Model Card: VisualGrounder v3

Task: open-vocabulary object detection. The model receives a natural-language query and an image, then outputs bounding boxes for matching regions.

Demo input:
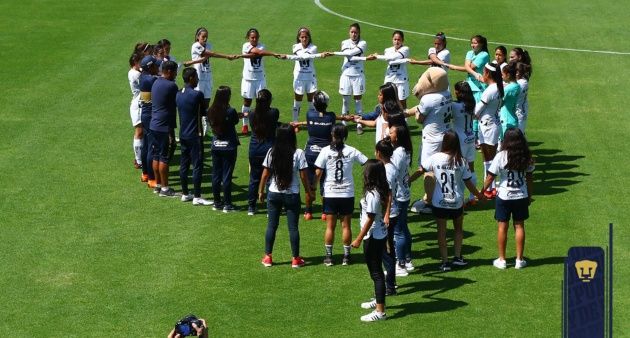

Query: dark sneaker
[452,256,468,266]
[213,203,224,211]
[342,254,350,266]
[324,255,333,266]
[223,205,236,213]
[385,288,397,296]
[439,261,451,272]
[247,206,256,216]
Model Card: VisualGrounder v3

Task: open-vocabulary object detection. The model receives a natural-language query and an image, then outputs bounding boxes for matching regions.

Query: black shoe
[439,261,451,272]
[385,288,397,296]
[159,187,181,198]
[213,203,225,211]
[324,255,333,266]
[452,256,468,266]
[342,254,350,266]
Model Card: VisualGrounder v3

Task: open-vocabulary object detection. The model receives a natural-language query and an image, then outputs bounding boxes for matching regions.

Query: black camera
[174,314,204,336]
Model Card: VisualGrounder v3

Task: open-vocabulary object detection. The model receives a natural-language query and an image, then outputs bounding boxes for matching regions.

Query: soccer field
[1,0,629,336]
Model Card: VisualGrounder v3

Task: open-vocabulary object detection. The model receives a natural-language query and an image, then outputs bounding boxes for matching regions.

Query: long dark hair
[252,89,274,140]
[375,139,393,162]
[330,124,348,158]
[380,82,399,106]
[485,62,504,98]
[313,90,329,113]
[503,128,532,172]
[516,62,532,81]
[454,81,475,113]
[472,34,488,53]
[503,61,517,82]
[270,124,297,191]
[362,159,390,209]
[441,130,464,167]
[208,86,231,136]
[296,27,312,44]
[391,124,413,165]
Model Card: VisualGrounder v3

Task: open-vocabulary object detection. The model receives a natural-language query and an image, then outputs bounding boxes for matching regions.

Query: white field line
[314,0,630,55]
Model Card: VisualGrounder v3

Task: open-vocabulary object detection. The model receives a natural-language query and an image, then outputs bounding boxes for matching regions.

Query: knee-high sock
[341,96,351,116]
[242,105,250,126]
[307,100,314,112]
[133,138,143,166]
[469,172,477,199]
[292,100,301,122]
[354,99,363,115]
[483,161,495,189]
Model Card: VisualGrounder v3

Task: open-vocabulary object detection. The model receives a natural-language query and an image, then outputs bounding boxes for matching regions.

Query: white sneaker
[515,259,527,269]
[395,265,409,277]
[410,199,432,214]
[360,310,386,322]
[361,298,377,309]
[493,258,507,269]
[405,261,415,272]
[192,198,213,206]
[356,124,364,135]
[181,194,194,202]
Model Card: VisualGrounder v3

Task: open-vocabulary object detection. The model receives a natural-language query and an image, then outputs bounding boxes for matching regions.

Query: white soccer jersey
[426,152,472,209]
[384,162,399,217]
[391,147,411,202]
[359,190,387,240]
[516,78,529,117]
[488,151,535,200]
[242,42,266,81]
[288,43,320,81]
[381,46,410,83]
[475,83,502,125]
[191,42,212,80]
[315,145,368,198]
[128,68,141,113]
[417,90,453,141]
[374,114,389,144]
[428,47,451,71]
[263,148,308,194]
[452,101,475,143]
[337,39,367,77]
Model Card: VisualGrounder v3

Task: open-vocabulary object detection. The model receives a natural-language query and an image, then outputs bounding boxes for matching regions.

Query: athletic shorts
[478,120,500,146]
[293,78,317,96]
[432,206,463,220]
[322,197,354,216]
[495,197,529,222]
[151,130,170,163]
[391,82,409,100]
[419,136,442,169]
[241,78,266,99]
[130,98,141,127]
[339,75,365,96]
[458,132,476,163]
[195,75,213,99]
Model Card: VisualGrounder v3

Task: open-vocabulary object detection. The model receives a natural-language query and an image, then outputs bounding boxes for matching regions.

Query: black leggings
[363,237,386,305]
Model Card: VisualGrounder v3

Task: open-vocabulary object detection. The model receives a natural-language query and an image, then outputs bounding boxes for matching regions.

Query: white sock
[354,99,363,115]
[469,173,477,199]
[242,105,250,126]
[202,116,209,136]
[133,138,142,166]
[341,96,351,116]
[292,100,301,122]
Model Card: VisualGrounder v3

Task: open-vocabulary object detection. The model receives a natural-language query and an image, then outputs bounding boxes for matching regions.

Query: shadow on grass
[389,274,474,317]
[529,142,587,196]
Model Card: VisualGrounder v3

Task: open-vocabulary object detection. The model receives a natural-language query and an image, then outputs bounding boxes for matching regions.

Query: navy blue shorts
[495,197,529,222]
[322,197,354,216]
[432,206,463,220]
[151,130,170,163]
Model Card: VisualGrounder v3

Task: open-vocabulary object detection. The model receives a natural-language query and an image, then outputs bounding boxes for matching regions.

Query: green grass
[1,0,628,336]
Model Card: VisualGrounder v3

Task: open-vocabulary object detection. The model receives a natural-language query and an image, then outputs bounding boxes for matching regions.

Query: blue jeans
[179,137,204,197]
[141,124,154,179]
[383,216,397,291]
[248,155,265,209]
[265,192,301,257]
[394,199,412,265]
[211,149,237,205]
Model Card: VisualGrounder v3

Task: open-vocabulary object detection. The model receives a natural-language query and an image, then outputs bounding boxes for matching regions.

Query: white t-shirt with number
[426,152,473,209]
[289,43,319,81]
[391,147,411,202]
[417,90,453,141]
[359,190,387,240]
[452,101,475,145]
[488,151,535,200]
[191,42,211,80]
[242,42,266,81]
[315,145,368,198]
[263,148,308,194]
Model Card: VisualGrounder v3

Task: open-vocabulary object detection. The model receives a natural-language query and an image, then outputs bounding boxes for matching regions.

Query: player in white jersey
[482,128,534,269]
[425,131,483,271]
[371,31,411,108]
[128,53,143,172]
[515,62,531,134]
[240,28,282,135]
[183,27,238,135]
[330,23,376,128]
[409,32,451,72]
[452,81,479,205]
[354,83,399,141]
[474,62,504,198]
[314,124,368,266]
[278,27,326,122]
